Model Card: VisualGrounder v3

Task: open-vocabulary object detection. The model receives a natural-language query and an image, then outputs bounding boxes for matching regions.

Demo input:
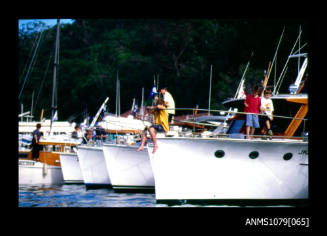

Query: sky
[18,19,74,32]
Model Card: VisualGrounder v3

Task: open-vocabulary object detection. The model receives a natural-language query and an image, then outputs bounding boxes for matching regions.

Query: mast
[30,90,34,121]
[21,104,24,122]
[50,19,60,134]
[208,64,212,115]
[141,87,144,119]
[131,98,136,112]
[115,70,120,117]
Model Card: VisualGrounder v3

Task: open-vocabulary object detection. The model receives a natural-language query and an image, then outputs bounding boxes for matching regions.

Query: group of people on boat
[136,84,276,154]
[244,85,274,139]
[29,83,275,159]
[71,124,107,144]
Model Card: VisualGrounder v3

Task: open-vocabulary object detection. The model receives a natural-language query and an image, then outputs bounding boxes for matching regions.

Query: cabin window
[283,153,293,161]
[249,151,259,159]
[214,150,225,158]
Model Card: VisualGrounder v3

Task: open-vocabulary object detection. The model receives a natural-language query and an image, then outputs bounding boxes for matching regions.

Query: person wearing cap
[160,87,175,123]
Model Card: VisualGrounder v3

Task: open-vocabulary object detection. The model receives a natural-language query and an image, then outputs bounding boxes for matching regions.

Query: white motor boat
[77,145,111,188]
[59,152,84,184]
[148,136,308,205]
[19,138,81,186]
[19,159,64,185]
[103,142,155,192]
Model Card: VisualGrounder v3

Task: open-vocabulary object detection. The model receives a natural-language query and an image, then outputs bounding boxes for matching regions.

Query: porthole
[283,153,293,161]
[214,150,225,158]
[249,151,259,159]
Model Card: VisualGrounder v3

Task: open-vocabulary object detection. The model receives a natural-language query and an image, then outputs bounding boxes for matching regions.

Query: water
[17,184,215,207]
[18,184,297,208]
[19,184,165,207]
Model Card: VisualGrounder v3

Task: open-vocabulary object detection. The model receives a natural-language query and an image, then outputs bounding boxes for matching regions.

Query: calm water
[18,184,296,208]
[19,184,164,207]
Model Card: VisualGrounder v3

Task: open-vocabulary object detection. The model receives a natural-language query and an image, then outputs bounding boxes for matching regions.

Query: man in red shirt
[244,85,263,139]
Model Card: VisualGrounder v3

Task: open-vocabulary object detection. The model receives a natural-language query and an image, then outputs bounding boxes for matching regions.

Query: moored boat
[59,151,83,184]
[103,140,155,193]
[77,145,111,188]
[19,159,63,185]
[147,135,308,205]
[19,139,79,185]
[147,30,309,205]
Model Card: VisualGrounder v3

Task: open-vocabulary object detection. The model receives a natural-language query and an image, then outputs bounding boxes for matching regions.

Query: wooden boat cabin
[18,140,79,166]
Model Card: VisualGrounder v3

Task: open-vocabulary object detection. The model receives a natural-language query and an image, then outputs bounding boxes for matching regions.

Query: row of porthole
[214,150,293,160]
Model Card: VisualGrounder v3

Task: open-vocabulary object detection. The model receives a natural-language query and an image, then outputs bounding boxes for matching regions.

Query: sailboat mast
[116,70,120,117]
[51,19,60,121]
[30,90,34,121]
[50,19,60,135]
[141,87,144,119]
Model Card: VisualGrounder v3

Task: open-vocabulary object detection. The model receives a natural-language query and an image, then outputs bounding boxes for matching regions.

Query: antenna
[273,27,302,95]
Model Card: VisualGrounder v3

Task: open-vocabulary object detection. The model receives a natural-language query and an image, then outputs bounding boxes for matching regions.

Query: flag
[132,104,138,117]
[99,105,106,120]
[148,84,157,100]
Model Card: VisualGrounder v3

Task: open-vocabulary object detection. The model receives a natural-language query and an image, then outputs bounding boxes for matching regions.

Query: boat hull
[59,152,84,184]
[77,145,111,188]
[148,137,308,204]
[103,144,154,192]
[19,160,64,185]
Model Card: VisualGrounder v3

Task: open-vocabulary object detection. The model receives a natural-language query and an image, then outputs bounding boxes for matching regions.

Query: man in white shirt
[261,89,274,135]
[160,87,175,123]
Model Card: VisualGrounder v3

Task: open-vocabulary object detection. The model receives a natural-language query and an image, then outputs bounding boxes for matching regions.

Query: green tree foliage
[18,19,308,122]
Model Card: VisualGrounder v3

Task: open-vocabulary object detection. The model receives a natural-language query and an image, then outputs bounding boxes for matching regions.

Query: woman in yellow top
[137,98,169,154]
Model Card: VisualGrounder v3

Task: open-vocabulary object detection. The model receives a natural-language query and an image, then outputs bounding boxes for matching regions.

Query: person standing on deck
[244,85,264,139]
[31,123,43,161]
[160,87,175,123]
[260,89,274,136]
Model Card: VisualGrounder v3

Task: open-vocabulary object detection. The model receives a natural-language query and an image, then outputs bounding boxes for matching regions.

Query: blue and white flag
[148,84,157,100]
[132,104,138,117]
[100,105,106,120]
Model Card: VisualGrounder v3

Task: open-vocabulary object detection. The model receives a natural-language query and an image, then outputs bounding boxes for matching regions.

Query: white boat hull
[59,153,84,184]
[19,160,64,185]
[148,137,308,204]
[103,143,154,192]
[77,145,111,187]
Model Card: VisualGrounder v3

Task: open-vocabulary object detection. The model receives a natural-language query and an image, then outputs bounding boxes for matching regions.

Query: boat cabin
[18,140,79,166]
